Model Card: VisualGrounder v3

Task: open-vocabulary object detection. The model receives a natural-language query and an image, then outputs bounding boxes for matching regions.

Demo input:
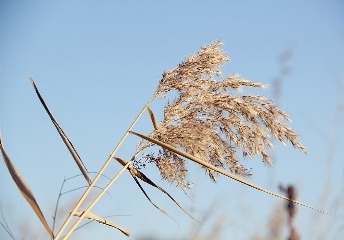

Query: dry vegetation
[1,42,326,239]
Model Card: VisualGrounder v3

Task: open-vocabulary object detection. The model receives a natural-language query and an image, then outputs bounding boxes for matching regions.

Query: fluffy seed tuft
[136,41,306,187]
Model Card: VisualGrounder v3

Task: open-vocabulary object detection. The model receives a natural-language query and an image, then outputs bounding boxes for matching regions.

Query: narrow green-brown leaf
[73,211,130,237]
[129,131,326,214]
[146,106,159,130]
[30,79,91,185]
[0,134,54,238]
[115,157,197,222]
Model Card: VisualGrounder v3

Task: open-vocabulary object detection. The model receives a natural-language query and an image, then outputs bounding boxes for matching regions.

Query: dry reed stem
[130,131,326,213]
[73,211,130,237]
[30,79,91,185]
[0,133,54,238]
[137,41,306,187]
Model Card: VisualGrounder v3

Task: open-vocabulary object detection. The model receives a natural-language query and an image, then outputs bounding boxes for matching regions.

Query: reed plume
[136,41,306,188]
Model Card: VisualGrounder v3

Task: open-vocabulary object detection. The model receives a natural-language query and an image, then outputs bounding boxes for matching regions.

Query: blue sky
[1,1,344,239]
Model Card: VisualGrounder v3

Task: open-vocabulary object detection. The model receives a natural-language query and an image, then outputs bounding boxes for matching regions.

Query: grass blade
[30,79,91,185]
[115,157,197,222]
[73,211,130,237]
[0,134,54,238]
[146,106,159,130]
[114,158,176,222]
[129,131,327,214]
[132,175,178,224]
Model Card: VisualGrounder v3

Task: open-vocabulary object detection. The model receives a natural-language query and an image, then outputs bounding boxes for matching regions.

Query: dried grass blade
[0,134,54,238]
[115,157,197,222]
[132,174,178,224]
[30,79,91,185]
[114,158,176,222]
[146,106,159,130]
[129,131,327,214]
[73,211,130,237]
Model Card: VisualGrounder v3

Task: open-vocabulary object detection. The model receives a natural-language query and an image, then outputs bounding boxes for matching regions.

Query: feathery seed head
[137,41,306,187]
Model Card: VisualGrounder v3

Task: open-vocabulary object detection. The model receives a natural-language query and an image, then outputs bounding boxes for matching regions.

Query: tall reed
[1,41,326,240]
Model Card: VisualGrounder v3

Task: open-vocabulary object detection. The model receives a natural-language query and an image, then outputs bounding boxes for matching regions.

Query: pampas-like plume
[136,41,307,187]
[0,133,54,238]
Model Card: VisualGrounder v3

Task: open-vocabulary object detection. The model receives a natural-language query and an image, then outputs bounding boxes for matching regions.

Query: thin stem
[61,186,111,197]
[0,208,15,240]
[65,172,112,182]
[52,175,112,238]
[62,161,132,240]
[52,177,66,237]
[54,97,154,240]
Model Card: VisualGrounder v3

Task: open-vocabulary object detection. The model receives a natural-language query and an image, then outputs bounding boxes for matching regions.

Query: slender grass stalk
[55,97,154,239]
[62,161,131,239]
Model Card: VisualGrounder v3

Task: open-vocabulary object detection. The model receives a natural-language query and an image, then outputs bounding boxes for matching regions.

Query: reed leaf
[114,157,196,222]
[133,174,177,223]
[73,211,130,237]
[0,134,54,238]
[146,106,159,130]
[129,131,326,214]
[115,157,177,223]
[30,79,91,185]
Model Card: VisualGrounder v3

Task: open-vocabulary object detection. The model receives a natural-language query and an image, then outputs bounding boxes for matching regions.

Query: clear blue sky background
[1,1,344,239]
